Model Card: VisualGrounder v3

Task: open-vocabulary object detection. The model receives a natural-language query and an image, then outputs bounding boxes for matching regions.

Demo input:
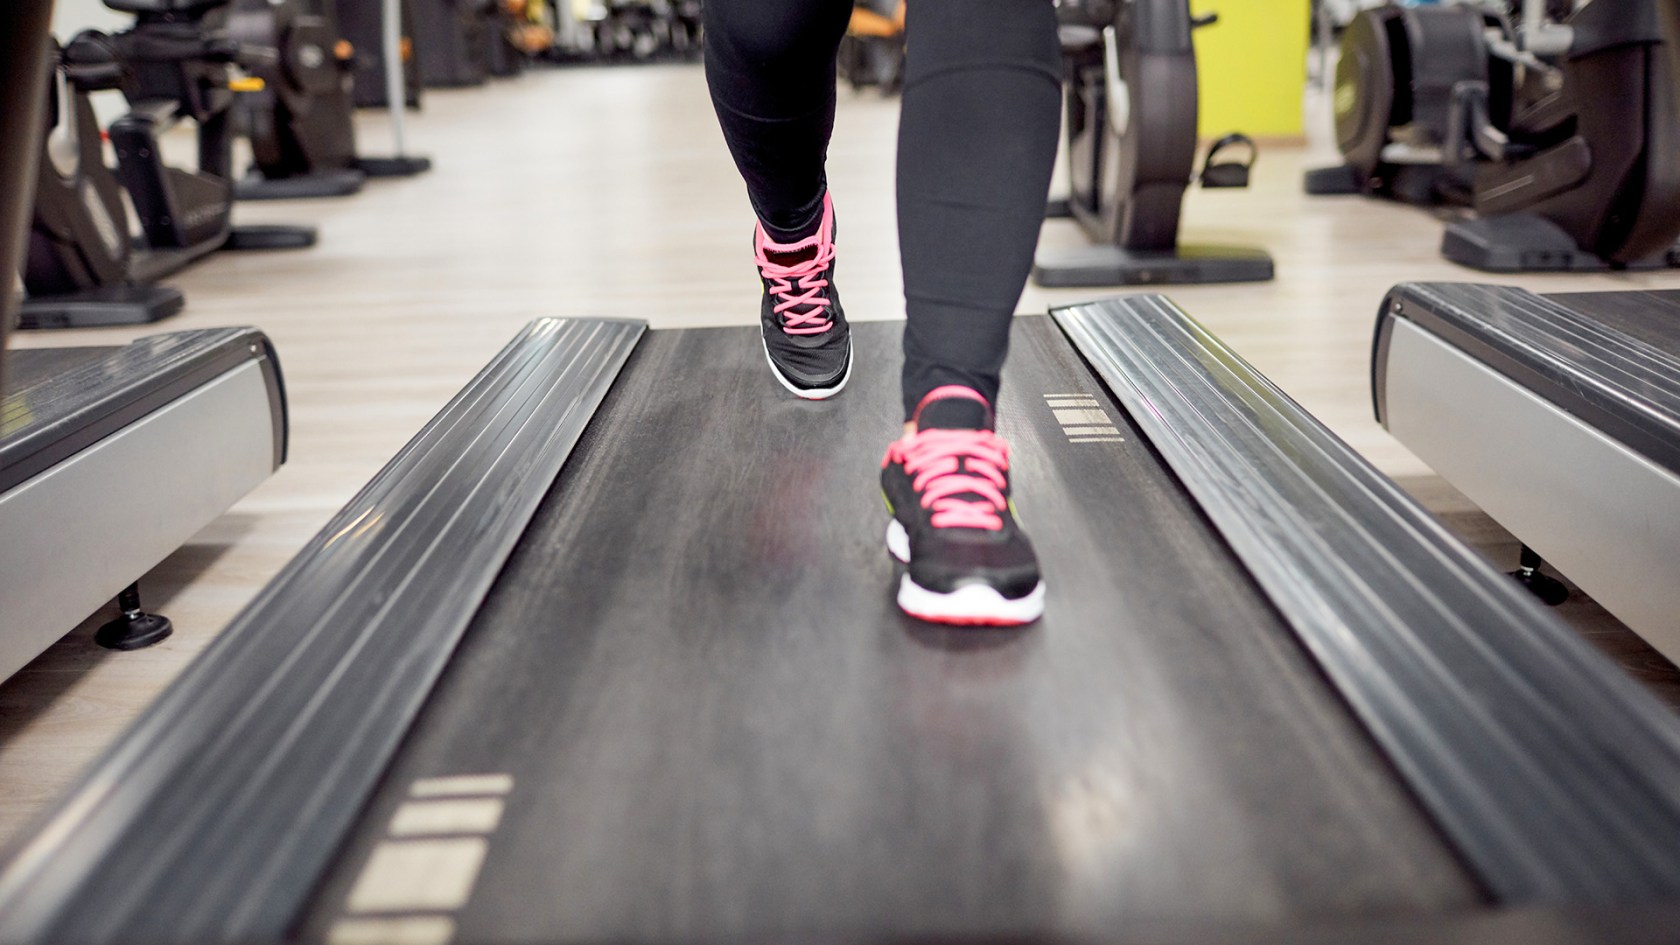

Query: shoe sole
[762,334,852,401]
[885,520,1045,626]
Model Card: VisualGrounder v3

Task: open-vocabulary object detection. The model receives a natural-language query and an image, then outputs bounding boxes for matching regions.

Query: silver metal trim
[1383,318,1680,664]
[0,362,279,680]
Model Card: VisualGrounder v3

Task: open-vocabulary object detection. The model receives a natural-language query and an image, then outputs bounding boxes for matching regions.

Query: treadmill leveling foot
[96,582,174,650]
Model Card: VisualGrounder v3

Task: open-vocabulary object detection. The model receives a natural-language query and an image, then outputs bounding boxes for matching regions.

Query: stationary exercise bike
[227,0,368,199]
[18,0,317,329]
[1310,0,1680,272]
[1303,4,1494,206]
[1032,0,1272,288]
[1442,0,1680,270]
[21,45,185,328]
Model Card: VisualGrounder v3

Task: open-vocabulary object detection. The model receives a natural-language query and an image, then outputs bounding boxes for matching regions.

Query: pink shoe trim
[911,385,990,426]
[755,192,836,337]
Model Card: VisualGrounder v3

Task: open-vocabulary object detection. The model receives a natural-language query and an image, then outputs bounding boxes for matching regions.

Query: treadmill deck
[301,319,1474,942]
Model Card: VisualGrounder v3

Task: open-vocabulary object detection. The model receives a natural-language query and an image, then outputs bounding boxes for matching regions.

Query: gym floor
[3,61,1679,849]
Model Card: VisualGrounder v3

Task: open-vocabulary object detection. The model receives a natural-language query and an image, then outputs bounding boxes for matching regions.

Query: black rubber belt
[0,318,645,944]
[1054,294,1680,903]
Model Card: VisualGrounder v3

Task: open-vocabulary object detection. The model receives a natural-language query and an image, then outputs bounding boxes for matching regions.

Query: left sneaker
[880,386,1046,626]
[754,192,852,399]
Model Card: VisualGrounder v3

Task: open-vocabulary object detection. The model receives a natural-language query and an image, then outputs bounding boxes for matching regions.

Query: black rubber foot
[1033,243,1274,287]
[236,168,366,201]
[96,610,173,650]
[226,224,318,251]
[1512,567,1570,606]
[1303,163,1364,195]
[358,155,433,178]
[1044,197,1073,219]
[18,284,185,330]
[1441,215,1603,273]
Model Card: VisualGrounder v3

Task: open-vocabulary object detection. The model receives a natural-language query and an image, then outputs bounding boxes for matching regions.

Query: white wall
[47,0,139,126]
[51,0,131,37]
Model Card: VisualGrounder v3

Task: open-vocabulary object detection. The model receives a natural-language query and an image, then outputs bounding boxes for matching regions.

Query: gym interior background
[5,0,1680,937]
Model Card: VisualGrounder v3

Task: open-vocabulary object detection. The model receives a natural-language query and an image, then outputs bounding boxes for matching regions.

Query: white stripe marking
[327,917,456,945]
[1053,408,1112,426]
[389,798,505,837]
[409,774,513,798]
[1062,425,1120,436]
[1067,436,1126,443]
[345,838,490,913]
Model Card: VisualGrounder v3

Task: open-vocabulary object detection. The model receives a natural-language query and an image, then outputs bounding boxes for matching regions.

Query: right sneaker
[881,386,1046,626]
[754,191,852,399]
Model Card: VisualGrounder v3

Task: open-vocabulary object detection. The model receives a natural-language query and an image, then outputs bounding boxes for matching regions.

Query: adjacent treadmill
[1374,282,1680,665]
[0,6,289,676]
[0,330,288,674]
[2,299,1679,944]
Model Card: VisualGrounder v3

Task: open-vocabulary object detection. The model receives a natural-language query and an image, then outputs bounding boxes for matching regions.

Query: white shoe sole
[762,333,852,401]
[884,520,1045,626]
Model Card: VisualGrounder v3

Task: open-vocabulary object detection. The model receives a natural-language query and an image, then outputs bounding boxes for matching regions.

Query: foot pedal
[1199,133,1255,189]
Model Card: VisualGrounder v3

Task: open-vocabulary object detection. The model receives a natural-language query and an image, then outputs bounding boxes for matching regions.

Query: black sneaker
[880,385,1045,625]
[754,191,852,399]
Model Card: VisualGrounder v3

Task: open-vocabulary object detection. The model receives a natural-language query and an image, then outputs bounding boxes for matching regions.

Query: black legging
[704,0,1062,419]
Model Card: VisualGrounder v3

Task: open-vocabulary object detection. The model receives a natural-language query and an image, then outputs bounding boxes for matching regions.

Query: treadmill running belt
[300,318,1475,942]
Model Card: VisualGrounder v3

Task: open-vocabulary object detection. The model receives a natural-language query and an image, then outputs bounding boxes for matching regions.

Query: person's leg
[881,2,1061,625]
[705,0,857,399]
[703,0,853,242]
[896,0,1063,420]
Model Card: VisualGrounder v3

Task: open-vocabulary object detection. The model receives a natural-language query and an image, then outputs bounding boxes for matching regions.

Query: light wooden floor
[4,63,1679,849]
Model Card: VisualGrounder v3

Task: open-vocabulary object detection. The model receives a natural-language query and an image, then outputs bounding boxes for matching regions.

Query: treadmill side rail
[1373,283,1680,479]
[1054,295,1680,904]
[0,318,645,945]
[0,327,288,493]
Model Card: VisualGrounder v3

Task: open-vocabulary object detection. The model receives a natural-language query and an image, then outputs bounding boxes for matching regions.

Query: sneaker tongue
[764,244,820,267]
[917,396,992,432]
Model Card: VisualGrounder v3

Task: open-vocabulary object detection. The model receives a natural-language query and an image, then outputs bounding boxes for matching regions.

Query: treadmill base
[1033,243,1274,287]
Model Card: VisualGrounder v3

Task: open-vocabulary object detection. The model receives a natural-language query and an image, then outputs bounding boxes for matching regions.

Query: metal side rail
[1053,295,1680,904]
[0,317,645,945]
[1372,283,1680,478]
[0,328,287,492]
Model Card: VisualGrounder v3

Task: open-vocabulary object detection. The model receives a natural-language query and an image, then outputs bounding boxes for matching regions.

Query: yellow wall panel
[1190,0,1309,138]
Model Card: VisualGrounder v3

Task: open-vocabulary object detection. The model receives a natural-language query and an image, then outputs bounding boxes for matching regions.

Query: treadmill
[1374,282,1680,665]
[0,8,289,676]
[2,300,1680,943]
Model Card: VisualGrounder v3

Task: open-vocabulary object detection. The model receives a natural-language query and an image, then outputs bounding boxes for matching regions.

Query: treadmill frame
[1374,282,1680,664]
[3,306,1680,943]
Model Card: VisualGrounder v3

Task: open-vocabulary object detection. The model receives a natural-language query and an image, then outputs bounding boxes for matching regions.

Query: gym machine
[1304,5,1492,206]
[1,4,289,674]
[1033,0,1273,288]
[19,0,319,330]
[1310,0,1680,273]
[410,0,494,86]
[227,0,368,199]
[338,0,424,108]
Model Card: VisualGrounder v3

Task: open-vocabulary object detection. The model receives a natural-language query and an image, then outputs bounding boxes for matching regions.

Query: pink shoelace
[890,429,1011,531]
[756,241,836,335]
